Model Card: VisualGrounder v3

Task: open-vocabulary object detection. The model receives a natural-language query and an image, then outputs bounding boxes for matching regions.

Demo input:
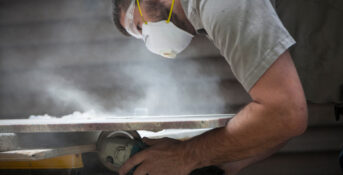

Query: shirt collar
[179,0,204,31]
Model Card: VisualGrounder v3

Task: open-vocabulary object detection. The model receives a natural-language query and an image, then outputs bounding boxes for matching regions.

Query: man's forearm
[219,142,287,174]
[181,101,304,170]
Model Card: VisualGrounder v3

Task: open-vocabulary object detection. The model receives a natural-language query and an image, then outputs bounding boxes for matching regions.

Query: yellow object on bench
[0,154,83,169]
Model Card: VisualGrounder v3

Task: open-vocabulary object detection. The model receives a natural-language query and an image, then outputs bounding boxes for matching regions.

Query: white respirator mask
[124,0,194,58]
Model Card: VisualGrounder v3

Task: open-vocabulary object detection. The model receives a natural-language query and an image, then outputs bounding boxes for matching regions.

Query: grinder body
[97,131,147,174]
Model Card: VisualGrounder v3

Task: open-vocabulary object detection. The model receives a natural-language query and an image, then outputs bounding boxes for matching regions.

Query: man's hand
[119,138,195,175]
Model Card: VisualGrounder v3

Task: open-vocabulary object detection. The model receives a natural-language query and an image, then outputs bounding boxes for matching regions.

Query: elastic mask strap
[166,0,175,23]
[136,0,147,24]
[136,0,175,24]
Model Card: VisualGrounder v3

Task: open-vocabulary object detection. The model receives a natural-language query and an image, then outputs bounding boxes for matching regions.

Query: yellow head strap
[136,0,147,24]
[166,0,175,23]
[136,0,175,24]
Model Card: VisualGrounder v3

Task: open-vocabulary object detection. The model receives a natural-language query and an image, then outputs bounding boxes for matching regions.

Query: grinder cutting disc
[96,131,144,173]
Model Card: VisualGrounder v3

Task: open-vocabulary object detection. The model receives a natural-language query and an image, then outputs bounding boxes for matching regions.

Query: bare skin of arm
[218,142,287,174]
[119,51,308,175]
[180,51,308,169]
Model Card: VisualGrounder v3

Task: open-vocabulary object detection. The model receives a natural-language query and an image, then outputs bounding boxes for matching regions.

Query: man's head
[112,0,194,37]
[112,0,196,58]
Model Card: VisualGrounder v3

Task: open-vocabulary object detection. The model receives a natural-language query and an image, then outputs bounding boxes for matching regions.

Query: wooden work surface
[0,144,95,161]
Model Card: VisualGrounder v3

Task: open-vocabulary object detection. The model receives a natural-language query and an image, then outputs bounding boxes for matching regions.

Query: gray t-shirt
[180,0,295,92]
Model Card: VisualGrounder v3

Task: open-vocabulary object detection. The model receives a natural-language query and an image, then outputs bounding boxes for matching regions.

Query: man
[111,0,342,174]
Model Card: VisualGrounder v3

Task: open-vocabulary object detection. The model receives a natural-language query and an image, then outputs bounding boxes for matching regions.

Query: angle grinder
[97,131,148,174]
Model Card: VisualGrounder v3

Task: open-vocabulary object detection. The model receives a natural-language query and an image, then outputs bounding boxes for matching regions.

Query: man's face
[119,0,191,38]
[119,0,169,37]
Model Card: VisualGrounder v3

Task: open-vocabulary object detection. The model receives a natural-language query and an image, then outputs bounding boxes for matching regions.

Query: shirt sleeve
[198,0,295,91]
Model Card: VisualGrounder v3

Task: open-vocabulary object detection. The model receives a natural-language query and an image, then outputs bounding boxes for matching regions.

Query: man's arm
[218,142,287,174]
[119,51,308,175]
[181,51,308,169]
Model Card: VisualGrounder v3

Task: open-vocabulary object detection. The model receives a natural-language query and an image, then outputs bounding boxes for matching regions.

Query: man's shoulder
[182,0,295,92]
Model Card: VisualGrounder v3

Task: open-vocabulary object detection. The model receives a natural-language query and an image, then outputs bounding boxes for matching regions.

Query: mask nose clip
[162,50,177,59]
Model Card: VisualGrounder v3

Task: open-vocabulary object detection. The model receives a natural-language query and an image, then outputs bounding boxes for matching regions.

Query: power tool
[96,131,147,174]
[96,131,225,175]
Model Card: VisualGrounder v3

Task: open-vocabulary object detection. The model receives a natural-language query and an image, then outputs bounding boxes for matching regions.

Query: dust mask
[124,0,194,58]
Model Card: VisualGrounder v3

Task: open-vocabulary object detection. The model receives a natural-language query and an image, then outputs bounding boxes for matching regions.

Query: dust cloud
[1,0,227,119]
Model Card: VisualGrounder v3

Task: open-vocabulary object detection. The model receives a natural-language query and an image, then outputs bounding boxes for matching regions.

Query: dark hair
[112,0,131,36]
